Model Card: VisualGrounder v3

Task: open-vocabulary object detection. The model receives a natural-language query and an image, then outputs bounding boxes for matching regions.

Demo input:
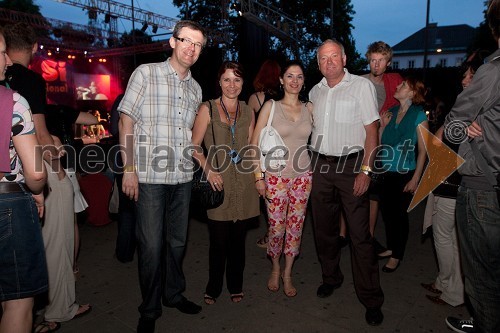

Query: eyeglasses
[173,36,203,51]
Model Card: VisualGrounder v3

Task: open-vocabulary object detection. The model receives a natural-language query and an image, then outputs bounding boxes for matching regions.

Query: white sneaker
[445,316,474,333]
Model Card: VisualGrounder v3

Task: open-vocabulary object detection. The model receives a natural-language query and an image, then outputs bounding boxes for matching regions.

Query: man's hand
[467,121,482,138]
[353,172,371,197]
[32,193,45,218]
[122,171,139,201]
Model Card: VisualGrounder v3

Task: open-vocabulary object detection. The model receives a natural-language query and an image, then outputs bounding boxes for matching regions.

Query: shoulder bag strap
[208,100,220,171]
[265,100,276,129]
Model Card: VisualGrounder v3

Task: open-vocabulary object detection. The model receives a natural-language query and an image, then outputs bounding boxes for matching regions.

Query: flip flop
[204,294,216,305]
[73,304,92,319]
[34,321,61,333]
[230,293,244,303]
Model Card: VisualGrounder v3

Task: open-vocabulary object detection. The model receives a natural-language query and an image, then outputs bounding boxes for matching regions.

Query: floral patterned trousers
[265,172,312,258]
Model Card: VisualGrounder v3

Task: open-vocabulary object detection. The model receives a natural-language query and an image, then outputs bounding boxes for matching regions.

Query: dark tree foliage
[172,0,240,57]
[172,0,361,74]
[119,29,153,47]
[468,1,497,57]
[0,0,40,14]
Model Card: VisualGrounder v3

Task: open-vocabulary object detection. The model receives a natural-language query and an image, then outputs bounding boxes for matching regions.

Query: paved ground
[46,201,472,333]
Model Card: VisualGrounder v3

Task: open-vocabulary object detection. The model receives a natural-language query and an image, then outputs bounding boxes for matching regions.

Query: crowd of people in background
[0,1,499,333]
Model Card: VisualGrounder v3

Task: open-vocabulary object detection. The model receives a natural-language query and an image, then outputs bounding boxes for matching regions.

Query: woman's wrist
[254,171,265,180]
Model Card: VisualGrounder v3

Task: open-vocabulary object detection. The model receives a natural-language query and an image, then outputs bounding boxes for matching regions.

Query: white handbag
[258,100,288,171]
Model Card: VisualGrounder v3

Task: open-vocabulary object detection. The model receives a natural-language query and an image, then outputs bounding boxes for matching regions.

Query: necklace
[219,97,242,164]
[219,97,239,145]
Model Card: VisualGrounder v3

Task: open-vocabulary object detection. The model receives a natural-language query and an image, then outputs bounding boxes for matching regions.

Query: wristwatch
[254,171,265,179]
[360,165,372,176]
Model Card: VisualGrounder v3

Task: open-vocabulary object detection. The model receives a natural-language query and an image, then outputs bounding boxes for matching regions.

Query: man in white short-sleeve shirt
[309,39,384,327]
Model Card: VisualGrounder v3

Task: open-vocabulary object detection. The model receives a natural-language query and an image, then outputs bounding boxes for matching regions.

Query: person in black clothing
[110,93,137,263]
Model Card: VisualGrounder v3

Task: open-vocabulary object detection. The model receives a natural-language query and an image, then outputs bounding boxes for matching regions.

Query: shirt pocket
[334,99,360,123]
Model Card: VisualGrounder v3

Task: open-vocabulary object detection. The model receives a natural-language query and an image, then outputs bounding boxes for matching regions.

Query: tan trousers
[42,163,79,322]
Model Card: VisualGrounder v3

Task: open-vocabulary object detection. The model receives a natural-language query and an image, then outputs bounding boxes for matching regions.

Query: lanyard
[219,97,239,145]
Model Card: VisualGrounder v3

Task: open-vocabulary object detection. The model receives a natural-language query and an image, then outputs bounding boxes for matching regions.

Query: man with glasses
[118,20,207,333]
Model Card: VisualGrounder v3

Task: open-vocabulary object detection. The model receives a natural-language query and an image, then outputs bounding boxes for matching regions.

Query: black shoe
[167,298,202,314]
[316,283,340,298]
[137,317,156,333]
[445,316,474,333]
[382,261,400,273]
[365,308,384,326]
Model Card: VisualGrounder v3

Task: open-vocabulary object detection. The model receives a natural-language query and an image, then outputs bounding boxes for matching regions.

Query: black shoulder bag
[191,101,225,209]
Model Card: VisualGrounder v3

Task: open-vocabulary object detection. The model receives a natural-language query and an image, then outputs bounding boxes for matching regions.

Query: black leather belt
[317,150,363,163]
[0,182,24,194]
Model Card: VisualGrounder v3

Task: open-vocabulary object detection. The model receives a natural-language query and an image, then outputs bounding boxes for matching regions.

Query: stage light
[88,8,97,20]
[40,45,44,50]
[56,47,60,52]
[89,59,92,63]
[141,21,148,32]
[84,50,88,55]
[105,13,111,23]
[152,24,158,34]
[230,2,242,15]
[47,51,52,56]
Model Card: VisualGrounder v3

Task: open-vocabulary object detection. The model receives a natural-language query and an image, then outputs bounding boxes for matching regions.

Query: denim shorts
[0,184,48,301]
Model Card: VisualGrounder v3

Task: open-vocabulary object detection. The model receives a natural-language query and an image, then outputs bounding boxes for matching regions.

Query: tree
[468,0,497,56]
[172,0,361,73]
[172,0,240,58]
[0,0,40,14]
[119,29,153,47]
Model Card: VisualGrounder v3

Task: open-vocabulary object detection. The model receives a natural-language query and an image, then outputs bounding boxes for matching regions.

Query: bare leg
[0,298,34,333]
[281,255,297,297]
[267,256,281,292]
[339,213,346,238]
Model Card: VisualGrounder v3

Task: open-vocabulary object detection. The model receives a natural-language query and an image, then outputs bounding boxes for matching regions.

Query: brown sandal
[281,274,297,297]
[267,271,280,292]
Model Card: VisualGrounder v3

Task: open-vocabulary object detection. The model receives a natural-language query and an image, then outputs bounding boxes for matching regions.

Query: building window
[456,57,463,66]
[408,60,415,68]
[439,58,447,67]
[393,61,399,69]
[425,59,431,68]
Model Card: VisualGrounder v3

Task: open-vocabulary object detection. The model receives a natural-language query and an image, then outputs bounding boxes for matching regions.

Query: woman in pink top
[251,60,313,297]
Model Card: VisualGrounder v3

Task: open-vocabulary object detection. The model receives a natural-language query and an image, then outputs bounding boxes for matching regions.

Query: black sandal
[204,294,216,305]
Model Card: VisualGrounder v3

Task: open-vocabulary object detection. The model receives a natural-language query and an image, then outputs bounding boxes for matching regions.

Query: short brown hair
[365,41,394,62]
[217,61,244,81]
[172,20,207,47]
[487,0,500,40]
[4,22,37,52]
